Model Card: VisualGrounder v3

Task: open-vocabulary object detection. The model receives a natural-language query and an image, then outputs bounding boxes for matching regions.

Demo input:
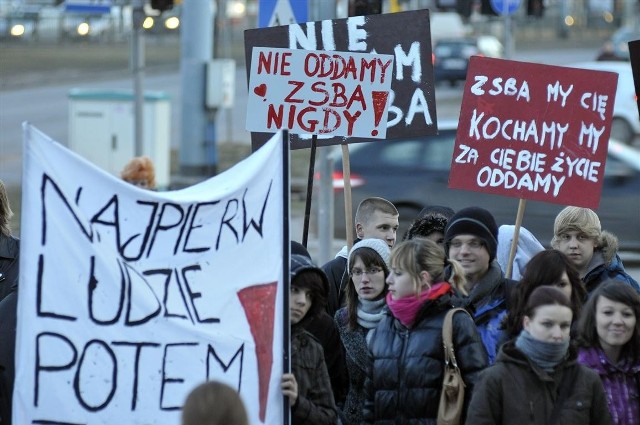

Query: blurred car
[0,6,39,39]
[568,61,640,145]
[143,6,180,34]
[596,26,640,61]
[331,120,640,251]
[433,36,503,86]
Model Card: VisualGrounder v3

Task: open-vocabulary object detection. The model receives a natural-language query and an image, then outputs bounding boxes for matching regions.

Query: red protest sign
[448,57,618,209]
[246,47,393,139]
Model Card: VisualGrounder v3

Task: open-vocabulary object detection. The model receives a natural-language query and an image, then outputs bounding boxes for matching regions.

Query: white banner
[15,123,286,424]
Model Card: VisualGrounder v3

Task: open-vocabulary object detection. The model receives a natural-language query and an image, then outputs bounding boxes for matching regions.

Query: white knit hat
[347,238,391,270]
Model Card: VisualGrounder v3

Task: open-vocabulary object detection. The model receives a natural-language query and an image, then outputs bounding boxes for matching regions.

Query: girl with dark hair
[363,238,488,424]
[503,249,587,340]
[467,286,612,425]
[282,254,338,424]
[577,280,640,425]
[334,238,390,425]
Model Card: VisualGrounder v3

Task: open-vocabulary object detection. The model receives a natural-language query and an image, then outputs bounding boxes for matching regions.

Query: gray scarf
[515,330,569,372]
[357,298,386,343]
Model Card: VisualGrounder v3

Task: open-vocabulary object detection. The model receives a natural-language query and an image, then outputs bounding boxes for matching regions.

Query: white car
[569,61,640,145]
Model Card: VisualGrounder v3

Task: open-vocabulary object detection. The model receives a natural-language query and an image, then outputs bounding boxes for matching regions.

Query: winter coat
[0,234,19,302]
[321,246,349,316]
[460,261,516,364]
[334,307,371,425]
[578,346,640,425]
[466,340,612,425]
[583,252,640,295]
[362,293,489,424]
[0,289,17,425]
[303,310,349,406]
[291,326,338,425]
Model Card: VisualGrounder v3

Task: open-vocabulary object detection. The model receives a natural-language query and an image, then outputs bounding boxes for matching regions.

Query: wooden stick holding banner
[341,144,354,251]
[301,135,317,247]
[505,199,526,279]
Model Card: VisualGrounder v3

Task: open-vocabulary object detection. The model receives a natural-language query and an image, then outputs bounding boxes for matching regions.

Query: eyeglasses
[449,239,485,250]
[350,267,383,278]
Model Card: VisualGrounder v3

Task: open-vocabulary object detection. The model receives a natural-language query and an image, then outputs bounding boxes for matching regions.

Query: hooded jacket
[363,291,488,424]
[291,254,347,409]
[466,340,612,425]
[563,230,639,294]
[496,225,544,281]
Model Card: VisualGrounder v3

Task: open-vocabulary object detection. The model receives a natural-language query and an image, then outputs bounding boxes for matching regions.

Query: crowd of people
[279,197,639,425]
[1,176,640,424]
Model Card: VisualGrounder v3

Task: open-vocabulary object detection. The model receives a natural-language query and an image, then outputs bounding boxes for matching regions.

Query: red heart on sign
[254,84,267,97]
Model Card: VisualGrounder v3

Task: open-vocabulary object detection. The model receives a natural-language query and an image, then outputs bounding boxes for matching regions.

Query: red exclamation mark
[371,90,389,137]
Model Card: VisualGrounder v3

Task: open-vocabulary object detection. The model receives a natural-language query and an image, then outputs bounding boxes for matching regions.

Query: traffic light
[527,0,545,17]
[150,0,173,12]
[349,0,383,16]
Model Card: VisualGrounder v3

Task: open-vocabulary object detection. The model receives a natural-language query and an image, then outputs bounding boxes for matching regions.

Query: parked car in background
[568,61,640,145]
[433,36,503,86]
[331,121,640,252]
[597,26,640,61]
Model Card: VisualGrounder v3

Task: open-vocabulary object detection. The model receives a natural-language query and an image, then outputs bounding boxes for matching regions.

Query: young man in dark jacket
[281,254,338,424]
[444,206,516,364]
[551,206,640,295]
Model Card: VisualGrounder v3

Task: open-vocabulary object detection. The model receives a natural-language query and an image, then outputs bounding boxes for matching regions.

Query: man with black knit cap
[444,206,515,364]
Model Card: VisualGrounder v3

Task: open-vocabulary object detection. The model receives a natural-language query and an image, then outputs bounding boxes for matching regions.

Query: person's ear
[419,271,431,290]
[523,315,531,332]
[355,223,364,239]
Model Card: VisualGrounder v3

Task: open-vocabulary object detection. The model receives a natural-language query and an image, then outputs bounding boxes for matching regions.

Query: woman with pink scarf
[362,238,488,424]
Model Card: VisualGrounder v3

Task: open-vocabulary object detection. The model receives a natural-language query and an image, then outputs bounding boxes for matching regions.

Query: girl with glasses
[334,238,390,425]
[362,238,488,424]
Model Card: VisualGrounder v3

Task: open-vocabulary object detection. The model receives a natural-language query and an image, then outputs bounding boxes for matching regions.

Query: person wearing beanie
[444,206,516,363]
[467,286,612,425]
[551,206,639,295]
[282,254,338,424]
[321,197,399,316]
[334,238,391,425]
[402,205,455,244]
[291,241,348,409]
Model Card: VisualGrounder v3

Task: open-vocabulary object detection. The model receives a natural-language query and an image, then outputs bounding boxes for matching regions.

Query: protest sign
[246,47,394,139]
[15,124,287,424]
[244,9,437,149]
[449,57,618,209]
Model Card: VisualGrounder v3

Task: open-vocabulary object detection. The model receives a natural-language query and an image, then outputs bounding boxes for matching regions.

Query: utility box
[68,89,171,188]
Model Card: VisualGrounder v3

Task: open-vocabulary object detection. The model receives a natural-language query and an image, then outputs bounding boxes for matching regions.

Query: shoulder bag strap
[442,307,470,367]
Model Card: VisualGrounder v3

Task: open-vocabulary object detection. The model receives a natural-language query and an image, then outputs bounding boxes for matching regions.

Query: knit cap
[444,207,499,260]
[347,238,391,270]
